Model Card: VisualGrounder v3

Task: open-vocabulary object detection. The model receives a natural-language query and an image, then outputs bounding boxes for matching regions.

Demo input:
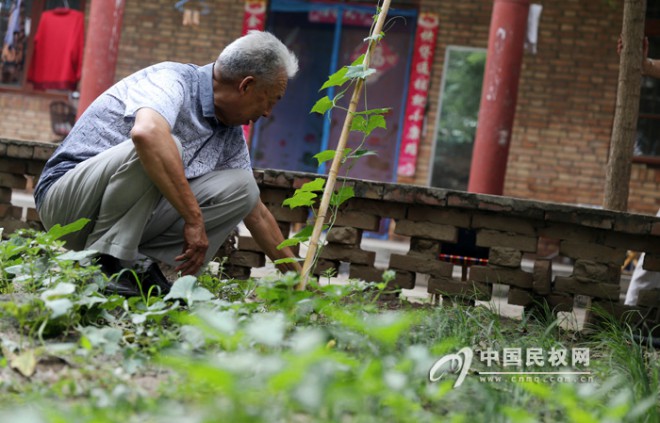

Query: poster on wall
[397,12,439,178]
[241,0,266,142]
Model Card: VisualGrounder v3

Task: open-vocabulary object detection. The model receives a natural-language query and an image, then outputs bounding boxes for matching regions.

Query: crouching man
[34,31,301,296]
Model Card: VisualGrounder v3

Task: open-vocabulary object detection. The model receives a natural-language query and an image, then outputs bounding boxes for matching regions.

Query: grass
[0,224,659,422]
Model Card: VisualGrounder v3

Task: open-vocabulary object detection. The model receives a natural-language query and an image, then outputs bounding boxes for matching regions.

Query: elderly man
[34,31,301,296]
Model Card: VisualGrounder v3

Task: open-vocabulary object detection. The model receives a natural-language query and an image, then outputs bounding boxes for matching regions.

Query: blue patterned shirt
[34,62,250,209]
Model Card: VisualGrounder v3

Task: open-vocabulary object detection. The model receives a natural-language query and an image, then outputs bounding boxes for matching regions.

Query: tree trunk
[603,0,646,211]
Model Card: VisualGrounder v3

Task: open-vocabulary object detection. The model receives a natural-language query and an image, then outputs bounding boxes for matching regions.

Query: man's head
[213,31,299,126]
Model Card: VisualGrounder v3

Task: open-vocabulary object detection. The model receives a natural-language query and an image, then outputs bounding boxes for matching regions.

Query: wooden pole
[296,0,392,290]
[603,0,646,211]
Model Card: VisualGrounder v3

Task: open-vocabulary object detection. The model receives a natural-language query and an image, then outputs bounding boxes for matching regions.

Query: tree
[603,0,647,211]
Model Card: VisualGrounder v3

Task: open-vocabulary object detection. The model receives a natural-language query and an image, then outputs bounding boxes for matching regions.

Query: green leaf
[299,178,326,192]
[330,186,355,207]
[354,107,392,116]
[245,312,286,347]
[313,148,351,165]
[363,32,385,43]
[9,348,37,377]
[277,237,305,250]
[347,149,377,159]
[41,282,76,299]
[164,276,214,306]
[276,224,325,250]
[345,65,376,80]
[273,257,301,265]
[365,114,387,134]
[350,115,368,133]
[46,218,90,240]
[44,298,73,319]
[283,191,317,209]
[319,54,365,90]
[56,250,98,262]
[310,96,333,115]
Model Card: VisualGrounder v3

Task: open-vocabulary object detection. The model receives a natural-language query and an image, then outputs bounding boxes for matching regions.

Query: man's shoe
[96,254,141,297]
[138,263,172,296]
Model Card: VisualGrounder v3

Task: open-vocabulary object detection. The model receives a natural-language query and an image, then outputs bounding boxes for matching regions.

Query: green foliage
[0,224,659,422]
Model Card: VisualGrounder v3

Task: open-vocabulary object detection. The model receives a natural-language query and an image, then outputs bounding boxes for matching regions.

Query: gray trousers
[38,139,259,267]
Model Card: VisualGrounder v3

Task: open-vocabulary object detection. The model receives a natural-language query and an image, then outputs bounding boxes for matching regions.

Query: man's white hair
[216,30,299,85]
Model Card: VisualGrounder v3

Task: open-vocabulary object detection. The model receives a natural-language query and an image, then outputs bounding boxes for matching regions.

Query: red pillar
[76,0,126,118]
[467,0,529,195]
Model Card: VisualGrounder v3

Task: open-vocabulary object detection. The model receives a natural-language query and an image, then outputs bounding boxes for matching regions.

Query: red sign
[241,0,267,142]
[397,13,439,178]
[308,8,373,27]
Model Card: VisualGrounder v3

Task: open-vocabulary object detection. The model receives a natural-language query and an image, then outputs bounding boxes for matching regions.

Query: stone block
[409,237,441,256]
[414,188,447,206]
[603,232,660,254]
[225,265,251,280]
[488,247,523,268]
[507,288,534,307]
[352,180,384,200]
[472,214,537,236]
[643,254,660,271]
[545,293,574,313]
[0,172,27,189]
[544,209,613,230]
[637,288,660,308]
[394,220,457,242]
[349,264,414,289]
[260,188,293,205]
[553,276,620,301]
[559,241,626,265]
[268,205,309,223]
[389,253,454,277]
[532,259,552,295]
[229,251,266,268]
[0,187,11,203]
[27,161,45,176]
[382,185,416,204]
[333,211,381,231]
[345,198,406,219]
[26,208,40,223]
[262,171,293,188]
[319,244,375,265]
[538,223,598,244]
[326,227,362,245]
[406,206,470,227]
[238,236,262,252]
[572,260,620,284]
[0,158,27,174]
[476,229,537,253]
[32,146,54,161]
[469,266,533,289]
[312,259,340,277]
[428,276,492,301]
[7,143,32,159]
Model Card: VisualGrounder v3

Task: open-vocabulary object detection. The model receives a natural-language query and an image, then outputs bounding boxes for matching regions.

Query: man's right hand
[175,221,209,275]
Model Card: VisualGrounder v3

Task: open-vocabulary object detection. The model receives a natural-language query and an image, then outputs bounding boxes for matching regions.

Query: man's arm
[243,199,302,273]
[131,108,208,275]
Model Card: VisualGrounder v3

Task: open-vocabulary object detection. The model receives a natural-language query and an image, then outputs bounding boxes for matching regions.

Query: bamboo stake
[297,0,392,290]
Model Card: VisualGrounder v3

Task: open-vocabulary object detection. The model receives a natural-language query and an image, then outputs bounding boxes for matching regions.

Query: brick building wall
[1,0,659,214]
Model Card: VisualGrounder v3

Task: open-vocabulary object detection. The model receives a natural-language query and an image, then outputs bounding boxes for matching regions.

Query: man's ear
[238,76,255,94]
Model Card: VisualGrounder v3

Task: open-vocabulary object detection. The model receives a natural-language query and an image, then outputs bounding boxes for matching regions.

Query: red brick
[469,266,533,289]
[394,220,457,242]
[476,229,537,253]
[389,253,453,277]
[427,276,492,301]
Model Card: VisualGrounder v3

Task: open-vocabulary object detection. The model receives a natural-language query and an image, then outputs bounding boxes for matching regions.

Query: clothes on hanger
[27,7,84,90]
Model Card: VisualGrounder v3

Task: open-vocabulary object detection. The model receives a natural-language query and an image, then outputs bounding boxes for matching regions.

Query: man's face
[227,73,288,127]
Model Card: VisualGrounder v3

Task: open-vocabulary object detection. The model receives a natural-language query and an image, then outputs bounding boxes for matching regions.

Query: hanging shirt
[27,8,84,90]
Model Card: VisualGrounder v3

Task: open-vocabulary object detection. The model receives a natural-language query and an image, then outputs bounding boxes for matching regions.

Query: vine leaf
[350,114,387,136]
[311,96,333,115]
[313,148,351,165]
[283,191,317,209]
[320,54,365,90]
[47,218,90,241]
[330,186,355,207]
[345,65,376,80]
[277,224,328,250]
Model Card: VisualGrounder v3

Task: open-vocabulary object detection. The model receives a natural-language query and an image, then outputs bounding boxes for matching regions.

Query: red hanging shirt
[28,8,84,90]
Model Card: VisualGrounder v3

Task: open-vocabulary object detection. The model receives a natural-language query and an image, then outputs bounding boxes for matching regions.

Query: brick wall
[1,0,659,215]
[3,139,660,329]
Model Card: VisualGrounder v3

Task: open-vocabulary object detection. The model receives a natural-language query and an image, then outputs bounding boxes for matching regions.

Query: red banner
[241,0,267,142]
[397,13,439,178]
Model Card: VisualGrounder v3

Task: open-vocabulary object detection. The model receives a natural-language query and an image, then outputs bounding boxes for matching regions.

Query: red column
[467,0,529,195]
[76,0,126,118]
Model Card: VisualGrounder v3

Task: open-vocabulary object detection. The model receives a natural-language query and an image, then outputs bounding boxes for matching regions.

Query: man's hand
[175,221,209,275]
[244,200,302,273]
